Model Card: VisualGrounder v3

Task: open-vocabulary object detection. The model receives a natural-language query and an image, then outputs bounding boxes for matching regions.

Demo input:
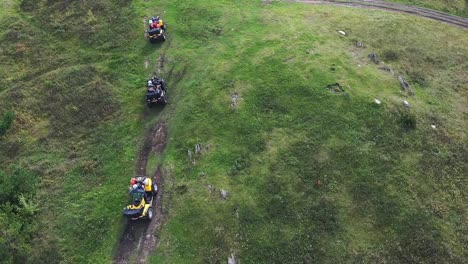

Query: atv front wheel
[147,208,154,220]
[152,183,158,195]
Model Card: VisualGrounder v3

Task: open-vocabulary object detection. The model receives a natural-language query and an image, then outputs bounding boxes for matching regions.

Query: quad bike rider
[123,176,158,220]
[147,16,166,43]
[146,76,167,106]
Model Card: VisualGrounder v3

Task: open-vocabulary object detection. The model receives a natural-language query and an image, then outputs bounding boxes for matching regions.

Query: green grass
[0,0,467,263]
[146,0,467,263]
[383,0,468,17]
[0,0,164,262]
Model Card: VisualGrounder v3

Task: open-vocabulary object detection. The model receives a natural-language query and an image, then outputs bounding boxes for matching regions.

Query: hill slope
[147,0,468,263]
[0,0,467,263]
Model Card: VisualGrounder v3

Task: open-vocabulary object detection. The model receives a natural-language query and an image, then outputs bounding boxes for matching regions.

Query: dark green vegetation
[0,0,467,263]
[384,0,468,17]
[0,0,161,262]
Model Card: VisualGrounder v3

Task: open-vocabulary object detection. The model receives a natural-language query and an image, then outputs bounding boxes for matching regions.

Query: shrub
[399,110,417,131]
[382,50,400,61]
[0,111,15,136]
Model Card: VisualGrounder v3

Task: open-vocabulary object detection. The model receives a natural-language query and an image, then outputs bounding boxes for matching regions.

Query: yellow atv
[123,177,158,220]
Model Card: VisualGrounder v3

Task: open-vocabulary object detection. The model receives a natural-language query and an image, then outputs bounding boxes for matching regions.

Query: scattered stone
[431,125,437,129]
[368,53,379,64]
[207,184,213,193]
[338,30,347,36]
[374,98,381,105]
[187,149,194,164]
[195,143,202,154]
[220,189,229,199]
[326,83,345,94]
[403,100,410,108]
[230,92,239,108]
[228,252,237,264]
[378,65,391,72]
[357,64,362,67]
[398,75,415,96]
[355,41,365,48]
[315,179,322,187]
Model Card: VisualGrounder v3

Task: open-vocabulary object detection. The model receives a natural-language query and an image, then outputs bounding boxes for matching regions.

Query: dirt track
[113,123,168,264]
[288,0,468,29]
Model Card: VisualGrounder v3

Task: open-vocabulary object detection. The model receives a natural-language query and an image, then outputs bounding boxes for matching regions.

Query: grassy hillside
[0,0,165,262]
[0,0,467,263]
[383,0,468,17]
[145,0,468,263]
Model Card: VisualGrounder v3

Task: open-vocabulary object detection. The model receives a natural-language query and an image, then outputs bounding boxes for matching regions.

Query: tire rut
[113,122,168,264]
[289,0,468,29]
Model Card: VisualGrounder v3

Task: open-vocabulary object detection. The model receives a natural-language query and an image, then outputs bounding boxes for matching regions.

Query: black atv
[146,77,167,107]
[148,28,166,43]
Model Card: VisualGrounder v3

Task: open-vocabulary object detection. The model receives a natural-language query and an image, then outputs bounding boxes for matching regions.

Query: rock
[355,41,365,48]
[378,65,391,72]
[230,92,239,108]
[374,98,381,105]
[315,179,322,187]
[338,30,347,36]
[326,83,345,94]
[220,189,229,199]
[187,150,194,164]
[368,53,379,64]
[228,252,237,264]
[397,75,415,96]
[403,100,410,108]
[207,184,213,193]
[431,125,437,129]
[195,143,202,154]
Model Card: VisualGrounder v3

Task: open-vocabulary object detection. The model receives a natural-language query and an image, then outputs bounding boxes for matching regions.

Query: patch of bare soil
[289,0,468,28]
[113,122,168,264]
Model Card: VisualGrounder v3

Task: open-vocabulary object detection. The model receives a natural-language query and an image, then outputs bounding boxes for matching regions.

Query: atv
[148,28,166,43]
[146,77,167,106]
[123,177,158,221]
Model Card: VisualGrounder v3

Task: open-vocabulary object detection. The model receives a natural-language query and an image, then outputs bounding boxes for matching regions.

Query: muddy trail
[114,122,168,264]
[286,0,468,29]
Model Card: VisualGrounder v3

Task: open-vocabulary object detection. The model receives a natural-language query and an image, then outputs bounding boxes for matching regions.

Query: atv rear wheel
[152,183,158,195]
[147,208,154,220]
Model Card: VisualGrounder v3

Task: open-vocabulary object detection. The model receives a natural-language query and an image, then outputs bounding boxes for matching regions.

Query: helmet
[132,184,138,190]
[149,19,153,24]
[147,80,153,86]
[130,178,136,185]
[143,178,149,186]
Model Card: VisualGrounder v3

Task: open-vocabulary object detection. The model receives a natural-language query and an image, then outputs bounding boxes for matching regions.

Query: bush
[0,167,39,263]
[0,111,15,136]
[399,110,417,131]
[382,50,400,61]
